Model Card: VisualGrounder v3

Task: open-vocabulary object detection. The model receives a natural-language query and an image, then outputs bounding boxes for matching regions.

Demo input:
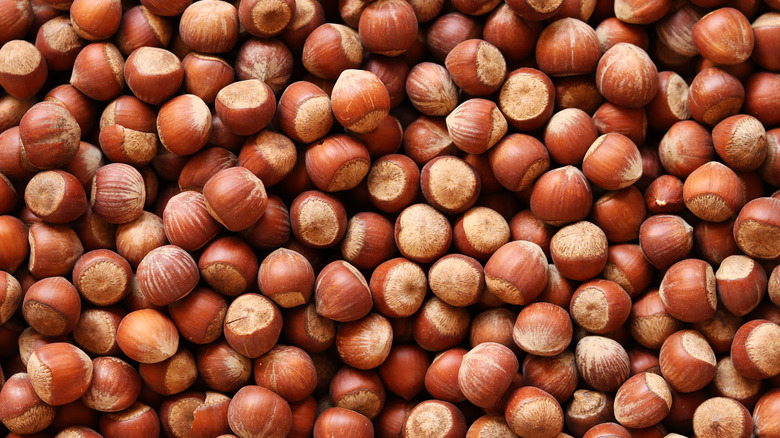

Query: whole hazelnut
[659,258,717,323]
[358,0,418,56]
[19,101,81,169]
[228,386,292,438]
[331,69,390,134]
[203,167,268,232]
[27,342,93,406]
[596,43,659,108]
[535,18,600,77]
[178,0,238,53]
[613,372,672,429]
[683,161,744,222]
[0,373,56,434]
[484,241,548,305]
[239,0,295,38]
[0,40,48,99]
[458,342,519,408]
[692,7,754,65]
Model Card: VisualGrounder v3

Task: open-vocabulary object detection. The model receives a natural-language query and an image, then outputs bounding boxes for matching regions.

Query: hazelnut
[192,392,233,438]
[27,342,93,406]
[402,115,456,165]
[290,190,347,248]
[731,319,780,380]
[425,348,468,402]
[315,407,374,438]
[506,0,562,20]
[446,98,508,154]
[484,4,540,63]
[228,386,292,438]
[253,345,318,403]
[314,260,372,322]
[582,133,643,190]
[638,214,693,270]
[395,203,452,264]
[329,366,386,419]
[242,195,291,250]
[405,62,458,116]
[73,306,123,356]
[688,67,745,126]
[0,0,33,45]
[331,69,390,134]
[543,108,599,165]
[276,81,333,143]
[576,336,630,392]
[203,166,268,232]
[168,286,226,345]
[658,330,717,393]
[157,94,212,156]
[198,237,258,297]
[70,42,125,102]
[98,402,161,437]
[550,221,608,281]
[116,6,172,56]
[683,161,744,222]
[239,0,295,38]
[613,372,673,429]
[458,342,519,408]
[28,222,84,278]
[733,197,780,259]
[513,302,572,357]
[596,43,659,108]
[692,7,754,65]
[530,166,593,226]
[82,356,141,412]
[359,0,418,56]
[484,240,548,305]
[716,254,767,316]
[369,257,427,318]
[754,389,780,437]
[488,133,550,192]
[178,0,238,53]
[413,297,471,351]
[91,163,146,225]
[305,134,371,192]
[116,309,179,363]
[0,40,48,100]
[403,400,466,438]
[591,186,647,243]
[505,386,564,438]
[752,12,780,71]
[645,174,684,214]
[0,373,56,434]
[258,248,314,308]
[595,17,649,52]
[659,258,717,323]
[570,279,631,334]
[692,397,752,438]
[302,24,363,80]
[162,191,220,252]
[197,339,252,392]
[20,101,81,169]
[235,38,294,93]
[24,170,87,224]
[647,71,692,131]
[136,244,198,306]
[366,154,420,214]
[536,18,600,76]
[445,39,506,96]
[223,293,283,359]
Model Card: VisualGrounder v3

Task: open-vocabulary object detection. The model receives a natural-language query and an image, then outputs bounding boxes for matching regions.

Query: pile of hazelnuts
[0,0,780,436]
